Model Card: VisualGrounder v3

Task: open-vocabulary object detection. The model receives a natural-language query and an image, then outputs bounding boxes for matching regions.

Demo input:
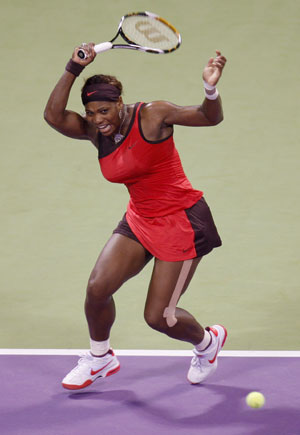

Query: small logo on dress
[128,142,138,150]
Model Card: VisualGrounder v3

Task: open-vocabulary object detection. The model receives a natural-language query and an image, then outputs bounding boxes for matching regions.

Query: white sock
[195,330,212,353]
[90,338,110,357]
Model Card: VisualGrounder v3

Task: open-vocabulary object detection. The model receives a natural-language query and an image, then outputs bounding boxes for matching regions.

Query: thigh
[144,257,201,315]
[88,233,151,297]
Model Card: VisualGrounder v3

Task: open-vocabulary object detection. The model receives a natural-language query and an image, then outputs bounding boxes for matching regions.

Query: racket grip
[94,42,113,54]
[77,42,113,59]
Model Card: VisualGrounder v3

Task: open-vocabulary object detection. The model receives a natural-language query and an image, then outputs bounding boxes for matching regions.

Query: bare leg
[85,234,150,341]
[144,257,204,345]
[61,234,150,389]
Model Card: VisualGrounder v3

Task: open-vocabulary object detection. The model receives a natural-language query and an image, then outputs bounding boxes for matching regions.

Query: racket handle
[77,42,113,59]
[94,42,113,54]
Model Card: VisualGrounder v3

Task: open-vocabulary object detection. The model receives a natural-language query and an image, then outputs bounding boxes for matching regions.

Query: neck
[119,105,127,133]
[113,105,127,144]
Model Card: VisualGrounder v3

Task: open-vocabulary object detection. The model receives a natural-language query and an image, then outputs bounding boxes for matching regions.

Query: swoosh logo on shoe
[87,91,97,97]
[90,361,111,375]
[208,343,221,364]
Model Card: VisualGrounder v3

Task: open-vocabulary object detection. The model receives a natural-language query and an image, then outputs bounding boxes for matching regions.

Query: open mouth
[97,124,112,134]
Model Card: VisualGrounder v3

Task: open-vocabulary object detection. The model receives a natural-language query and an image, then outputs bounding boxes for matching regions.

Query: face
[84,98,122,137]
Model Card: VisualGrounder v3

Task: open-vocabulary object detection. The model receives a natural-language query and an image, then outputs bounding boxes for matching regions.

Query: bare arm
[164,50,226,127]
[140,51,227,140]
[44,43,97,142]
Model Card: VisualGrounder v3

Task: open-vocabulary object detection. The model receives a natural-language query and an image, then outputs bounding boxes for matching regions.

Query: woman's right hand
[72,42,97,66]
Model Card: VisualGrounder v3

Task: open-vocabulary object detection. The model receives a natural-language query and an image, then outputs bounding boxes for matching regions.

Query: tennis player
[44,43,227,390]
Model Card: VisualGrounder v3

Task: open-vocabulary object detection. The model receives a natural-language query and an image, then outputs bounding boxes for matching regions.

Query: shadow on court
[1,355,300,434]
[65,384,300,435]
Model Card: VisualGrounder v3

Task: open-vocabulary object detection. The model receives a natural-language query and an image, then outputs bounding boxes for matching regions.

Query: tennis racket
[78,11,181,59]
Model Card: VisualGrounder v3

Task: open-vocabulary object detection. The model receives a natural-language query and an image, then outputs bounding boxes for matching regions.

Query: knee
[86,276,111,304]
[144,308,168,333]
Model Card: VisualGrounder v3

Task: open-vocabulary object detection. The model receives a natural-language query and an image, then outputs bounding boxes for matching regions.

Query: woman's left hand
[202,50,227,86]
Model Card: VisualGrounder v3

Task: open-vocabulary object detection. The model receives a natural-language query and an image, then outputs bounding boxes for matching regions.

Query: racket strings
[121,16,180,50]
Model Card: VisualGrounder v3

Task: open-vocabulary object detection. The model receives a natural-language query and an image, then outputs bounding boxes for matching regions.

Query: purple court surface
[0,355,300,435]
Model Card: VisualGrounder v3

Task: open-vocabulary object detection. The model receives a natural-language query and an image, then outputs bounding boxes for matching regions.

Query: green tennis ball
[246,392,265,408]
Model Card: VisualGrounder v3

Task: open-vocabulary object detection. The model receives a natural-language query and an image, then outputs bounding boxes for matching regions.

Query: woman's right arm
[44,43,96,141]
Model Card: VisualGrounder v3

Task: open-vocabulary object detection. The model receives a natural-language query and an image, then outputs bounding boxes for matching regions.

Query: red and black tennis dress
[98,102,221,261]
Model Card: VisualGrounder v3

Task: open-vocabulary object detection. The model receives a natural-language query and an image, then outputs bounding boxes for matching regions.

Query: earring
[119,109,122,119]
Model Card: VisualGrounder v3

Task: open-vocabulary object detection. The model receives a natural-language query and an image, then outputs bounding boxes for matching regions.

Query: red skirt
[113,197,222,262]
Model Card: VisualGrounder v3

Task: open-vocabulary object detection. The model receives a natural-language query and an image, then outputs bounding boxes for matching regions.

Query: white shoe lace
[191,343,217,369]
[71,353,94,374]
[191,355,202,368]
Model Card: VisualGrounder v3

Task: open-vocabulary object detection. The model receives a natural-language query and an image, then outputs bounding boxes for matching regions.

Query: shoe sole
[62,362,121,390]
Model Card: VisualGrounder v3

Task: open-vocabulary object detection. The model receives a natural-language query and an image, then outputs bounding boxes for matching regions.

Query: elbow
[43,108,59,128]
[44,112,50,125]
[209,114,224,126]
[215,114,224,125]
[43,108,53,125]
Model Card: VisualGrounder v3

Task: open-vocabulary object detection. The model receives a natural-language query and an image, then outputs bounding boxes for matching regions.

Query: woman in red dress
[44,43,227,390]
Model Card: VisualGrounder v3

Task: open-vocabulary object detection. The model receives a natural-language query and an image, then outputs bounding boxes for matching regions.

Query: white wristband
[203,80,216,91]
[203,80,219,100]
[205,88,219,100]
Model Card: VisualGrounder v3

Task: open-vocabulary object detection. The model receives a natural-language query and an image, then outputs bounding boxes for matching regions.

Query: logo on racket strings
[135,21,169,43]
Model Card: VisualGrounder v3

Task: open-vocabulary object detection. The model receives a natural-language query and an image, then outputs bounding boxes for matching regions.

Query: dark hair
[81,74,123,96]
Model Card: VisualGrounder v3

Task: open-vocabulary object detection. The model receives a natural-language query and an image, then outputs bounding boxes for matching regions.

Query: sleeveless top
[98,102,203,261]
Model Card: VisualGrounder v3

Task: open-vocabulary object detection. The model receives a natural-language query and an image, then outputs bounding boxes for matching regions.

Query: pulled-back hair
[81,74,123,96]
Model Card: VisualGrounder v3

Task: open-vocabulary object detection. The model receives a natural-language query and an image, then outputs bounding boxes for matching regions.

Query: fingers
[207,50,226,71]
[213,58,226,69]
[214,50,227,68]
[72,42,96,65]
[207,57,214,66]
[79,42,95,57]
[203,50,227,86]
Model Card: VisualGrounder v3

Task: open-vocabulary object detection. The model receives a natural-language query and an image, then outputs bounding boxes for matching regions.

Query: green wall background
[0,0,299,350]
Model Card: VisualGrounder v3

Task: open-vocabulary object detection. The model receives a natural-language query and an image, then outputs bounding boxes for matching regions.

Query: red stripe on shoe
[209,327,219,337]
[208,326,227,364]
[220,325,228,347]
[106,364,121,377]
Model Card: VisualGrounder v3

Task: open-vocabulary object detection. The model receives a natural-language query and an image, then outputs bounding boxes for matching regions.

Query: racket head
[117,11,181,54]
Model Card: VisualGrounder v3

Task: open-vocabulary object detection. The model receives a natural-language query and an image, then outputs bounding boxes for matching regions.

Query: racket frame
[78,11,181,58]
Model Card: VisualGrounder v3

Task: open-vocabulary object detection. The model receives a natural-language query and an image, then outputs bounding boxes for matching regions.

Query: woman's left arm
[162,50,227,127]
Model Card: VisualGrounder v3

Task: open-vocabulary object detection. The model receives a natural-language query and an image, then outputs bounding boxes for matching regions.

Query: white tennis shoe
[62,349,120,390]
[187,325,227,384]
